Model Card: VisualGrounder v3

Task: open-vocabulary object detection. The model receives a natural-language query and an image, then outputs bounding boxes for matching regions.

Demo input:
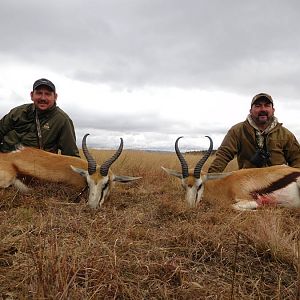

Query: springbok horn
[175,136,189,178]
[193,136,213,179]
[100,138,123,176]
[82,134,97,175]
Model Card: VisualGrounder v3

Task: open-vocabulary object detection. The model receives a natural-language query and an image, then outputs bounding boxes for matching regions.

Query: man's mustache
[258,111,268,116]
[38,99,48,104]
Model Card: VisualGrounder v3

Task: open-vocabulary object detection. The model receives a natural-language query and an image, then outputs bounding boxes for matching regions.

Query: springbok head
[162,136,213,207]
[71,134,142,209]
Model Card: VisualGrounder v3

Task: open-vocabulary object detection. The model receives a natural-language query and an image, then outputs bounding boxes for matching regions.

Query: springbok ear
[70,165,88,177]
[161,166,183,179]
[113,175,142,183]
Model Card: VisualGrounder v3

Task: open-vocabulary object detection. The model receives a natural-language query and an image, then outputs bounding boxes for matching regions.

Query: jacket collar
[247,114,278,134]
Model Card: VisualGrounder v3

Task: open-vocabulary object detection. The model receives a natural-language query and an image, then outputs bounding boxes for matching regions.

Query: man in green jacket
[208,93,300,172]
[0,78,80,157]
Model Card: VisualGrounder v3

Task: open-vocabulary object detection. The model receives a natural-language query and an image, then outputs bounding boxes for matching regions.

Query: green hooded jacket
[208,119,300,173]
[0,103,79,157]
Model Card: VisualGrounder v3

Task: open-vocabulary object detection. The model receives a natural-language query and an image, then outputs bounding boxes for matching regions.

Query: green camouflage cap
[251,93,273,106]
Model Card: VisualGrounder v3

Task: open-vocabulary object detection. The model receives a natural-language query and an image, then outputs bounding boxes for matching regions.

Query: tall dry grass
[1,150,300,299]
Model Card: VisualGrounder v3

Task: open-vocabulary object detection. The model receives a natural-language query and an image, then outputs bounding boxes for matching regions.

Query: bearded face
[250,100,275,127]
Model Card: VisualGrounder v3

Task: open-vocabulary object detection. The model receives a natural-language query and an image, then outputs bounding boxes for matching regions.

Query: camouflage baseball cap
[251,93,273,106]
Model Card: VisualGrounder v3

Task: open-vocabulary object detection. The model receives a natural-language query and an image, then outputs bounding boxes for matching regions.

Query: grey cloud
[70,108,228,136]
[1,0,300,150]
[1,1,300,97]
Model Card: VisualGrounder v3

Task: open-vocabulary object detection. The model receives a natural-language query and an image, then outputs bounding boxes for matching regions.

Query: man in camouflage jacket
[208,93,300,173]
[0,78,79,157]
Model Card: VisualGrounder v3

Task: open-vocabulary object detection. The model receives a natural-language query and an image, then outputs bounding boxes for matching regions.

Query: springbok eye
[197,183,202,192]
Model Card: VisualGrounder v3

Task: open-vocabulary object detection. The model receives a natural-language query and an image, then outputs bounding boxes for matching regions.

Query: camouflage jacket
[0,103,79,157]
[208,119,300,172]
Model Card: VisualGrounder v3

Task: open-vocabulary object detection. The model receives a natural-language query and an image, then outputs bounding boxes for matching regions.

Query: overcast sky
[1,0,300,151]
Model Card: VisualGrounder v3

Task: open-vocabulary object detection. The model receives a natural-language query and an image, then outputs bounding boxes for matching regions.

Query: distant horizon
[78,145,214,153]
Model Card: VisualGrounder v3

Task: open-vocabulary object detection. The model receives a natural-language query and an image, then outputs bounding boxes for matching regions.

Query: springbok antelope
[0,134,141,209]
[162,136,300,210]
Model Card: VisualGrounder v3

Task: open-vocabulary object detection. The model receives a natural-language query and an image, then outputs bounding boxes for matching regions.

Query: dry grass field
[1,149,300,299]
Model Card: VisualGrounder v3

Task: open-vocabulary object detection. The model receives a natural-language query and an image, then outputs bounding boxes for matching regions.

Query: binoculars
[250,148,271,167]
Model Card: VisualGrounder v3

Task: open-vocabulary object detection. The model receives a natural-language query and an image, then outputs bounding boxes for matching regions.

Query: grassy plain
[1,149,300,299]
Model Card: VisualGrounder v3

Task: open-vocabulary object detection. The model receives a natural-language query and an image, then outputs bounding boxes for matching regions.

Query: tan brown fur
[1,146,141,209]
[202,165,300,206]
[163,164,300,210]
[0,147,87,188]
[185,175,197,187]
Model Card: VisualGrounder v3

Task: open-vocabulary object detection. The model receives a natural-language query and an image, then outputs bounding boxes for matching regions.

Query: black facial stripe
[197,183,202,192]
[103,181,109,191]
[195,183,203,202]
[251,172,300,199]
[100,181,110,202]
